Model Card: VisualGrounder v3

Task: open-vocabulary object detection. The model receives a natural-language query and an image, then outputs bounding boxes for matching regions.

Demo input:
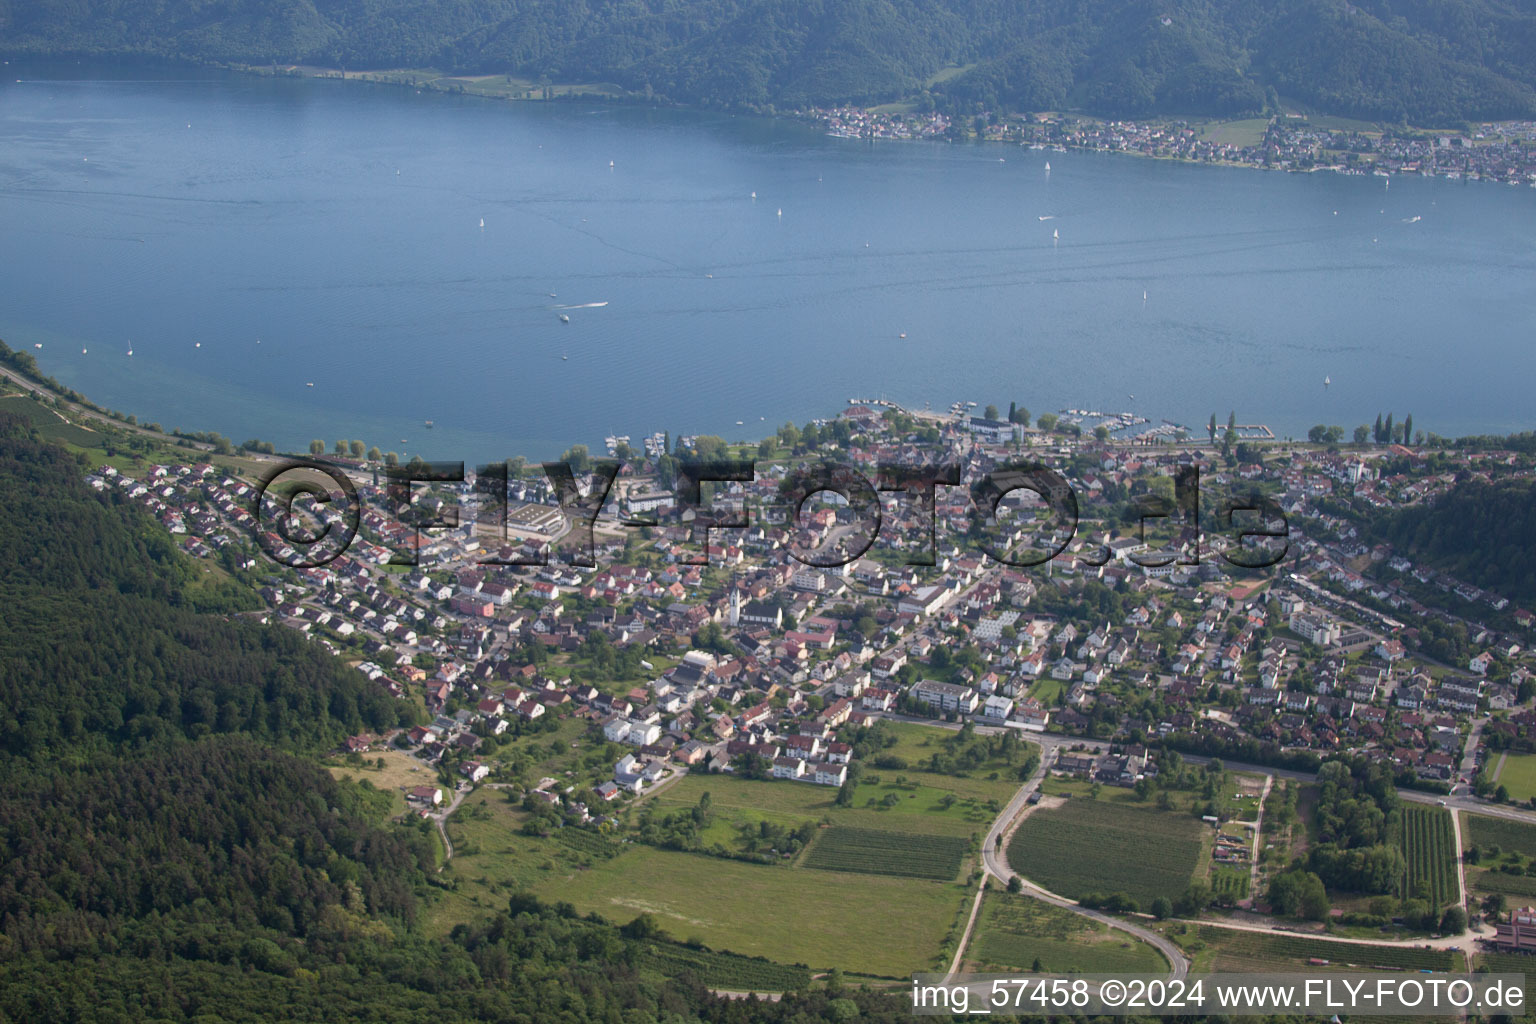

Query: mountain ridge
[5,0,1536,124]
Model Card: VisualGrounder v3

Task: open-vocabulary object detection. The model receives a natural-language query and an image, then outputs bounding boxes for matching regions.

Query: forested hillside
[4,0,1536,124]
[0,415,407,767]
[1378,476,1536,605]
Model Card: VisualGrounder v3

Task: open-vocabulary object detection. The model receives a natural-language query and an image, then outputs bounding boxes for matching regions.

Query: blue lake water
[2,63,1534,462]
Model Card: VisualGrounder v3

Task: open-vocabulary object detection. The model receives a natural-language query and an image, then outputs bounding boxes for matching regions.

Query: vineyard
[1195,927,1455,973]
[1007,798,1203,910]
[1397,805,1459,907]
[554,826,621,859]
[1473,869,1536,898]
[1467,813,1536,859]
[801,825,967,880]
[1210,865,1250,905]
[1477,952,1535,1016]
[635,942,811,991]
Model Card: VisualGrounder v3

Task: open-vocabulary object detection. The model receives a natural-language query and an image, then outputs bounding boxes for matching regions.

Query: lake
[2,62,1534,462]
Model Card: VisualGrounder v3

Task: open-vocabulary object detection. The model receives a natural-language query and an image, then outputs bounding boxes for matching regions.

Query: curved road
[939,727,1536,984]
[947,746,1191,982]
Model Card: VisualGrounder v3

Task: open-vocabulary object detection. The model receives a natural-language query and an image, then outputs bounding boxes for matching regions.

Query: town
[807,106,1536,187]
[66,391,1536,983]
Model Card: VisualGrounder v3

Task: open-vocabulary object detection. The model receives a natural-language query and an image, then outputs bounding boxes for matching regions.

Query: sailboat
[1052,228,1059,241]
[479,217,485,229]
[126,347,133,356]
[1323,376,1331,388]
[1044,160,1051,172]
[558,313,570,323]
[777,208,782,218]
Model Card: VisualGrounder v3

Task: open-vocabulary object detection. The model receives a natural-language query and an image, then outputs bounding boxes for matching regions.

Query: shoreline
[233,62,1536,187]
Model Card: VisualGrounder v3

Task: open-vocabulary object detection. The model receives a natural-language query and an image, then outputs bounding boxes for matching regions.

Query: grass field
[528,844,969,977]
[1496,753,1536,802]
[1197,117,1270,148]
[1027,677,1067,705]
[428,783,974,976]
[1398,804,1458,907]
[328,747,438,815]
[968,890,1166,975]
[801,825,967,881]
[1180,926,1455,974]
[1007,797,1204,910]
[0,394,102,447]
[647,773,999,838]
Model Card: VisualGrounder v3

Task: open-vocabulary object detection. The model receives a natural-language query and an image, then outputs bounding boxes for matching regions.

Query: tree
[1037,412,1058,433]
[1440,906,1467,934]
[1354,424,1370,445]
[1094,425,1110,442]
[384,451,399,468]
[1308,424,1328,443]
[1150,896,1172,920]
[1384,412,1394,445]
[1010,404,1030,427]
[984,404,999,421]
[368,446,381,462]
[1325,425,1345,444]
[1374,412,1384,442]
[334,440,347,456]
[1007,401,1016,422]
[1268,868,1329,920]
[559,443,591,472]
[309,439,325,455]
[1403,413,1413,446]
[349,440,365,459]
[1007,876,1022,893]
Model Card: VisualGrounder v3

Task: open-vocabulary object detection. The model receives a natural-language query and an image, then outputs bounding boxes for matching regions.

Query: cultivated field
[1210,865,1251,904]
[968,890,1166,975]
[647,773,998,837]
[1007,797,1204,910]
[529,844,969,977]
[1467,812,1536,858]
[801,825,967,881]
[1397,804,1458,907]
[1495,753,1536,802]
[1183,926,1455,974]
[634,942,811,991]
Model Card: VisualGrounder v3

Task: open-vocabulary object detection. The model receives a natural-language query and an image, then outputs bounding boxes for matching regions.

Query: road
[429,784,469,867]
[945,741,1192,983]
[925,722,1536,982]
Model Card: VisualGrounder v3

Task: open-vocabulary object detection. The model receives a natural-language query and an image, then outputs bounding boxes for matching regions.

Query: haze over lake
[2,64,1534,461]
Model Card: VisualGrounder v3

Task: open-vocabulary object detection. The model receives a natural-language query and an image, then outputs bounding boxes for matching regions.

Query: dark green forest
[1378,476,1536,605]
[0,412,932,1022]
[4,0,1536,123]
